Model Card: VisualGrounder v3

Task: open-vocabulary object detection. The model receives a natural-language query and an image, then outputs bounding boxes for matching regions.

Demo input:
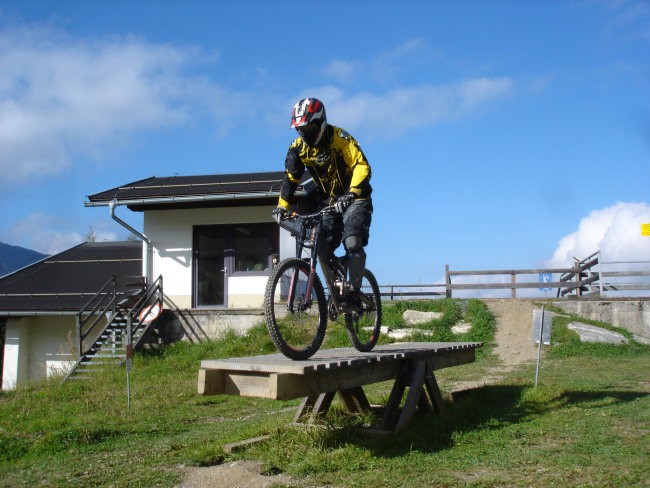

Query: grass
[0,300,648,487]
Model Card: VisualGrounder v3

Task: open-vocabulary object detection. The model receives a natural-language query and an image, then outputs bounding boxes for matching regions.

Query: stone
[403,310,443,325]
[452,321,472,334]
[387,328,434,340]
[633,334,650,345]
[567,322,629,345]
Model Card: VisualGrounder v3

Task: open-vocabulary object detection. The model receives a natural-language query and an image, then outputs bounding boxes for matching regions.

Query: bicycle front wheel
[345,268,382,352]
[264,258,327,360]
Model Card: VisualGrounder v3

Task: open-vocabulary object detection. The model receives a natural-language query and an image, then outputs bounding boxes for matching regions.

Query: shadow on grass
[333,384,649,457]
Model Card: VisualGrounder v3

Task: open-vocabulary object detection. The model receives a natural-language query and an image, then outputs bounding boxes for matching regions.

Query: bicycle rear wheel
[264,258,327,360]
[345,268,382,352]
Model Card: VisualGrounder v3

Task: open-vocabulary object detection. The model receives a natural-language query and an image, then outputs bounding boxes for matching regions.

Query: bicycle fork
[287,223,321,311]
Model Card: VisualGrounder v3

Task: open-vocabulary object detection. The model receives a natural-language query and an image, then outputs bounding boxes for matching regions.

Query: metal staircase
[65,275,164,382]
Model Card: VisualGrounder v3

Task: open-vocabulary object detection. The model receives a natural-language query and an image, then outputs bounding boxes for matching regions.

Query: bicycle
[264,205,382,360]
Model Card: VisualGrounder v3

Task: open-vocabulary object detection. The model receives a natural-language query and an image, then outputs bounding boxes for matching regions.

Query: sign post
[532,306,553,387]
[126,318,133,411]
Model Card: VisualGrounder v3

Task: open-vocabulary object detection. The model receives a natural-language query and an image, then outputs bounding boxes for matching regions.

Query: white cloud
[8,213,119,255]
[318,77,514,137]
[544,202,650,267]
[0,24,214,184]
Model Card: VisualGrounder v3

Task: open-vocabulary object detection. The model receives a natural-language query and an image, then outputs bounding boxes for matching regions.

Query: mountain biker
[272,97,373,306]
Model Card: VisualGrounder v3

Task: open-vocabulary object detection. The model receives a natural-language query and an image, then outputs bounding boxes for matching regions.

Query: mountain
[0,242,48,277]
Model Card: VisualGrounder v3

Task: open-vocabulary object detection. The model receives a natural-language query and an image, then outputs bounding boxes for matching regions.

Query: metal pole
[599,252,604,297]
[534,305,545,387]
[126,316,133,410]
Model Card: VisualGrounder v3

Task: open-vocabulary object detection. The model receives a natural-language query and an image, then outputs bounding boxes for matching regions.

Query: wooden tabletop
[200,341,482,375]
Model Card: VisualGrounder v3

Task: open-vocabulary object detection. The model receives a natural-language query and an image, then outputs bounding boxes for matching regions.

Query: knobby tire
[345,268,382,352]
[264,258,328,360]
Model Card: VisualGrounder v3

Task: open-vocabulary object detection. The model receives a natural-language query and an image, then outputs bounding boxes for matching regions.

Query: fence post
[511,273,516,298]
[445,264,451,298]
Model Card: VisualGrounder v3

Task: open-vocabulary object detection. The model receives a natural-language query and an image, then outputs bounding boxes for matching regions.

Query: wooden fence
[378,251,650,300]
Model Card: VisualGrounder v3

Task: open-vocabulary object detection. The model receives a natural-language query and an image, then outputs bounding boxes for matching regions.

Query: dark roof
[86,171,308,211]
[0,241,142,313]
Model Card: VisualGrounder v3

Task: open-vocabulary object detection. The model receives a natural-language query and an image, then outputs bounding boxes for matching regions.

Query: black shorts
[321,198,373,253]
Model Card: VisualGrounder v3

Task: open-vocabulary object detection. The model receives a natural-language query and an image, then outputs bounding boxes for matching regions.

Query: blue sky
[1,0,649,285]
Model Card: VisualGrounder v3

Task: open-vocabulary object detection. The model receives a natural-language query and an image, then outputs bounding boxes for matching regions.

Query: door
[194,226,229,307]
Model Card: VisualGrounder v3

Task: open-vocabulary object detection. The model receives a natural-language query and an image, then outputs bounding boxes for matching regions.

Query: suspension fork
[287,221,321,310]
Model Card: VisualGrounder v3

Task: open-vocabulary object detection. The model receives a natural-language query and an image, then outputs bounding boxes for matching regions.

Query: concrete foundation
[552,299,650,341]
[168,308,265,343]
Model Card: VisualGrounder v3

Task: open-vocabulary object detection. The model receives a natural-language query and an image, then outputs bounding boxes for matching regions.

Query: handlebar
[284,205,339,222]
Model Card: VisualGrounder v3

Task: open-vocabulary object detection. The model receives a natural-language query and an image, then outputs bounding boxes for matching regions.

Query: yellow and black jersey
[278,125,372,209]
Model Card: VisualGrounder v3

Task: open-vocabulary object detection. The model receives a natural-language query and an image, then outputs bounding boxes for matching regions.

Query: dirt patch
[177,460,296,488]
[448,299,541,392]
[485,299,538,368]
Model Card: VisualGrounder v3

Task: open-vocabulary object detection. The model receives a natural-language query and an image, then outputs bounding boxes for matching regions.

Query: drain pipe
[109,199,152,285]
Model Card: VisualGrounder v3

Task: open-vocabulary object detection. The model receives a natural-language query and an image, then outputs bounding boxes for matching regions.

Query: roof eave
[1,310,79,317]
[85,190,306,208]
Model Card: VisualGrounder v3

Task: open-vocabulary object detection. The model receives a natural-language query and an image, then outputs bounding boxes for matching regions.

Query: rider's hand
[272,207,287,224]
[335,192,356,214]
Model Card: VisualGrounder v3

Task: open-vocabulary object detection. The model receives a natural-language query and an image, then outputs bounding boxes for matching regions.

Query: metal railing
[126,275,164,350]
[599,259,650,296]
[75,275,146,356]
[76,276,119,356]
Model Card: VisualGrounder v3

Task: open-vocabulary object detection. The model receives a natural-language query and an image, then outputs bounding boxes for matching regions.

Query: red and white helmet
[290,98,327,146]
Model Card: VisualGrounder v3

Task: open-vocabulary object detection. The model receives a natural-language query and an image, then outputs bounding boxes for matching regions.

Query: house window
[233,225,274,272]
[193,223,278,307]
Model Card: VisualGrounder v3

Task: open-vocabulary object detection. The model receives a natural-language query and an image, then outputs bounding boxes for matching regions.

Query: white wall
[2,316,77,390]
[144,205,291,309]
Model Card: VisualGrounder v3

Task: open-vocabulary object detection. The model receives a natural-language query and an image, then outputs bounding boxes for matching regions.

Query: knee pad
[346,248,366,291]
[344,236,364,253]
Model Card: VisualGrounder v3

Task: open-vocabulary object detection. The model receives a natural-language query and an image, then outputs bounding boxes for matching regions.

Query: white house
[0,241,142,390]
[85,171,310,308]
[1,171,309,390]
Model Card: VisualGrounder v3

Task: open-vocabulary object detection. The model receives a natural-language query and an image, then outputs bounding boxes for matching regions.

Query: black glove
[272,207,287,224]
[335,192,356,214]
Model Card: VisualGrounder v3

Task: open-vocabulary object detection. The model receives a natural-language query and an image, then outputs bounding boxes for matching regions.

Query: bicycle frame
[281,207,345,313]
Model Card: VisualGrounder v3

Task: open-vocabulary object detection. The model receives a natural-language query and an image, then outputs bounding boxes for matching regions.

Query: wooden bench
[198,341,481,433]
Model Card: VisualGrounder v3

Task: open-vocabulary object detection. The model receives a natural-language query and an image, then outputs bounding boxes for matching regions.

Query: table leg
[338,386,371,414]
[394,360,426,431]
[294,391,335,423]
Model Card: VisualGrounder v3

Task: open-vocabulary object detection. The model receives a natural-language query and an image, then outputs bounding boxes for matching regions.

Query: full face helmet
[290,98,327,146]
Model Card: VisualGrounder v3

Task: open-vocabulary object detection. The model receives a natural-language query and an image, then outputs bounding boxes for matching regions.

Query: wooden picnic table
[198,341,481,433]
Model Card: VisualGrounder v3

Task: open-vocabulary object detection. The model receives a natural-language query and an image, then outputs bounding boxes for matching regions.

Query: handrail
[76,276,118,356]
[127,275,164,349]
[75,275,147,356]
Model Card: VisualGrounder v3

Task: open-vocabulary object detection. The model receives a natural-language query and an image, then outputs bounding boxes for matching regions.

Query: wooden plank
[448,268,570,276]
[199,342,481,375]
[223,435,271,454]
[429,348,475,371]
[448,281,577,290]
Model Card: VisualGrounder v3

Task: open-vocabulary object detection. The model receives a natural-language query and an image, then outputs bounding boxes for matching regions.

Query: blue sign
[539,273,552,291]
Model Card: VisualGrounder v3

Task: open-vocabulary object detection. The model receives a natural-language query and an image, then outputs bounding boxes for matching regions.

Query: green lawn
[1,300,648,487]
